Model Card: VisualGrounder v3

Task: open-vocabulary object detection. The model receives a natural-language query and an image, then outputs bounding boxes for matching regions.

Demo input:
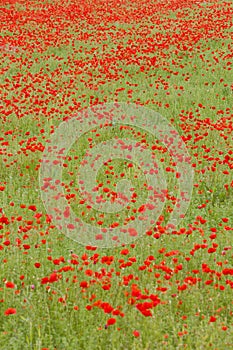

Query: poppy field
[0,0,233,349]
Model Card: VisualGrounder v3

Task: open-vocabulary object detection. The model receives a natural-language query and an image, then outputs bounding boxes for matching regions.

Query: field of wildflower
[0,0,233,349]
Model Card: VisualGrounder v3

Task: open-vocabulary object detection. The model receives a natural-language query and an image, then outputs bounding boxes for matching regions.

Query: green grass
[1,0,233,349]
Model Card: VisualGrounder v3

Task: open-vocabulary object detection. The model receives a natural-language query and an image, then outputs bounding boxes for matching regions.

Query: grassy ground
[0,0,233,349]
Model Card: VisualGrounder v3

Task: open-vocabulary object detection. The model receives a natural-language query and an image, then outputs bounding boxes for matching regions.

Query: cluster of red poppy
[1,0,232,347]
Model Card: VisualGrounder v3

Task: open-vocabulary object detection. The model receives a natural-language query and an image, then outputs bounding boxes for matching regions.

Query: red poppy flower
[5,281,15,289]
[106,318,116,326]
[133,330,140,337]
[4,308,16,315]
